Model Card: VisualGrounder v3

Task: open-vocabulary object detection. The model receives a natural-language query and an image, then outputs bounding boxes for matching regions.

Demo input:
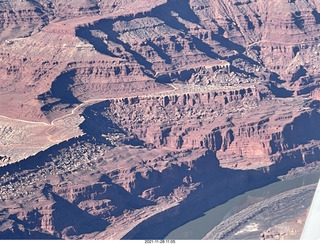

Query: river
[165,170,320,239]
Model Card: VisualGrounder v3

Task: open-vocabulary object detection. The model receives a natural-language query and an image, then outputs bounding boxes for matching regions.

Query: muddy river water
[165,171,320,239]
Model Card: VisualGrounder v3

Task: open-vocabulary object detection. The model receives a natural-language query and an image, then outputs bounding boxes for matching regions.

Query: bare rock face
[1,0,320,240]
[259,210,308,240]
[0,0,166,41]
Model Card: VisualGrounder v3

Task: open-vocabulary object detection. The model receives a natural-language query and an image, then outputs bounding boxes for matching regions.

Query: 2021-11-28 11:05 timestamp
[145,240,176,244]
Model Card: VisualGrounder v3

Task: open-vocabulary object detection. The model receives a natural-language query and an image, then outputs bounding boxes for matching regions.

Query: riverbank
[278,161,320,181]
[203,183,316,240]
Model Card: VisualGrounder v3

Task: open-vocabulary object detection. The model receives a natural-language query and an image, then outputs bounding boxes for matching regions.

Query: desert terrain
[1,0,320,240]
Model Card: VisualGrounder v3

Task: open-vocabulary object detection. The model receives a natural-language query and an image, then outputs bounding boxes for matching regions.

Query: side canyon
[1,0,320,240]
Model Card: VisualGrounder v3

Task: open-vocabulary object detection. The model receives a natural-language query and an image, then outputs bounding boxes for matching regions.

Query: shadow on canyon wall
[38,69,81,112]
[122,111,320,239]
[122,165,280,240]
[75,0,258,84]
[2,107,320,240]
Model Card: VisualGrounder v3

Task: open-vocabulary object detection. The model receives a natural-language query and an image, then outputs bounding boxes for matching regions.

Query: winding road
[0,83,179,143]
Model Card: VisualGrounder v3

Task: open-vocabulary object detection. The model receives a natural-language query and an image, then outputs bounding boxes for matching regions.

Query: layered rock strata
[1,0,320,240]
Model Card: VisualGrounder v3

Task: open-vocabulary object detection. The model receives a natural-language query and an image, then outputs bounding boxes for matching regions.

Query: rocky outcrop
[1,0,320,121]
[93,86,261,150]
[0,155,10,164]
[0,0,166,41]
[0,131,278,240]
[2,0,320,241]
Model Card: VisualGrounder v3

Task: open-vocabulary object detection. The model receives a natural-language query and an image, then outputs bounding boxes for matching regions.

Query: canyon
[1,0,320,240]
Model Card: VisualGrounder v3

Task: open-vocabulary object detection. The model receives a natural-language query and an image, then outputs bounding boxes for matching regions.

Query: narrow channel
[165,171,320,239]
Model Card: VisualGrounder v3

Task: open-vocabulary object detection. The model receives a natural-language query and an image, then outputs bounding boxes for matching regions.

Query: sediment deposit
[203,184,316,240]
[1,0,320,240]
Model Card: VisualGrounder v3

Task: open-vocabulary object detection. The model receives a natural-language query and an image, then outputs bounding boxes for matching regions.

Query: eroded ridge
[1,0,320,240]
